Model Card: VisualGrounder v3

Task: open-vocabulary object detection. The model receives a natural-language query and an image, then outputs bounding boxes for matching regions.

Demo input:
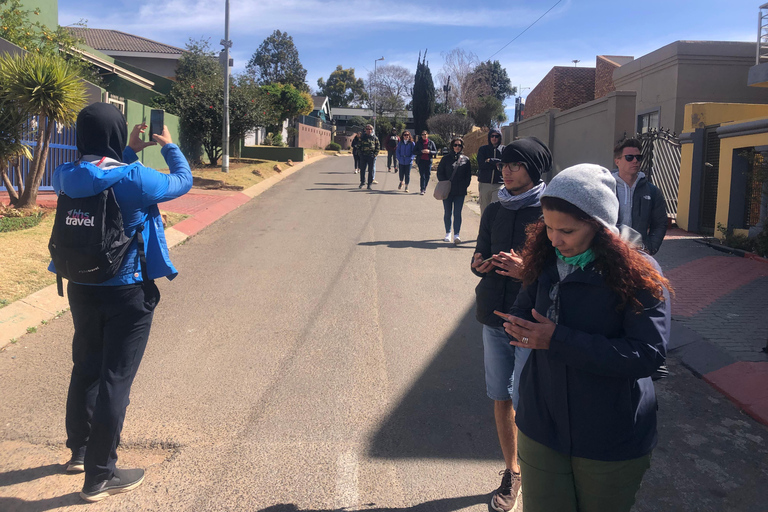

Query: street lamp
[220,0,232,173]
[373,56,384,131]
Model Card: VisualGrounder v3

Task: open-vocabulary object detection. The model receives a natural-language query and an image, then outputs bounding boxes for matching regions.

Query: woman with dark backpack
[436,136,472,244]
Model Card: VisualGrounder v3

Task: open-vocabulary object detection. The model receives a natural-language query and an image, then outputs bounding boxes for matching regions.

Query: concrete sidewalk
[0,153,327,348]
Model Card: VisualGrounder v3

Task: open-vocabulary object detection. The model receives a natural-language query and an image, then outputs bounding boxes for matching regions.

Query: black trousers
[417,159,431,191]
[398,164,411,185]
[65,281,160,486]
[359,154,375,185]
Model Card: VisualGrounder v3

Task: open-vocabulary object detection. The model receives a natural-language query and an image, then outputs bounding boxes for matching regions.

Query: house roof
[312,95,329,111]
[68,28,185,56]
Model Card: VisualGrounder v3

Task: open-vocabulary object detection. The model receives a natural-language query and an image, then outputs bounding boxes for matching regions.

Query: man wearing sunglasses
[476,129,505,215]
[612,138,667,256]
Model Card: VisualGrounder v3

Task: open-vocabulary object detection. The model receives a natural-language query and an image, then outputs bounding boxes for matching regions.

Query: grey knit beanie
[541,164,619,235]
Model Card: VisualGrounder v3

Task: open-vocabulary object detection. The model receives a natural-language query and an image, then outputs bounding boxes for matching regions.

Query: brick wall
[595,56,619,99]
[297,123,331,149]
[334,133,356,150]
[524,67,596,119]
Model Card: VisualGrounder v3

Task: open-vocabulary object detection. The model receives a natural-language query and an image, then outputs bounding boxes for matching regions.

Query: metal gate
[636,128,682,220]
[1,115,77,192]
[698,128,721,236]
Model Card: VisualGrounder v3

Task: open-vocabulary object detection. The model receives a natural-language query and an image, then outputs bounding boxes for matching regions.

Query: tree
[412,51,435,136]
[366,64,412,121]
[466,60,515,102]
[247,30,308,92]
[435,48,480,110]
[468,96,507,129]
[317,65,366,107]
[427,112,475,143]
[344,115,370,133]
[0,52,86,208]
[0,95,32,200]
[261,83,313,131]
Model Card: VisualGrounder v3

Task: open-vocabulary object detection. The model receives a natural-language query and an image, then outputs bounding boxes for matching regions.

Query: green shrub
[325,142,341,151]
[429,134,446,150]
[468,153,479,175]
[755,223,768,257]
[0,211,44,232]
[271,133,284,147]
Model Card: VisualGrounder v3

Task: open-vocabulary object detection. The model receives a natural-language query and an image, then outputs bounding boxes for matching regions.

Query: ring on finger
[521,337,529,344]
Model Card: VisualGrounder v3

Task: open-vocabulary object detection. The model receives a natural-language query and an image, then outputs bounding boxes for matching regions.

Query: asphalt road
[1,156,766,511]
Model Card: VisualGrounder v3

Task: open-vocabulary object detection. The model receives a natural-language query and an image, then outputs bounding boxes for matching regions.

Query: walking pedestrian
[395,130,415,192]
[351,131,361,173]
[470,137,552,512]
[436,137,472,244]
[357,124,380,190]
[496,164,671,512]
[477,128,506,215]
[51,103,192,502]
[385,127,399,172]
[414,130,437,195]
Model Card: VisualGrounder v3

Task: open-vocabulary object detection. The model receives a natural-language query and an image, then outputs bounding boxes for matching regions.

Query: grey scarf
[498,181,546,211]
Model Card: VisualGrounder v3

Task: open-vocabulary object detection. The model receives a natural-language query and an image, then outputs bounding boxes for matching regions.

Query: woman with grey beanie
[495,164,672,512]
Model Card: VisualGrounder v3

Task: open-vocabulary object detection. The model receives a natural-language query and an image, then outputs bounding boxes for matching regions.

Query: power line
[488,0,563,59]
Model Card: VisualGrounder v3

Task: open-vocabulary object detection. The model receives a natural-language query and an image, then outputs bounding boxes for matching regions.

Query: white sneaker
[454,234,461,245]
[443,233,452,243]
[372,180,378,184]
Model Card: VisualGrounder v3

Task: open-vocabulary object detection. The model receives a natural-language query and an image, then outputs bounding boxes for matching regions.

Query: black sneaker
[80,468,145,502]
[367,184,372,190]
[65,455,85,473]
[490,469,521,512]
[359,183,364,189]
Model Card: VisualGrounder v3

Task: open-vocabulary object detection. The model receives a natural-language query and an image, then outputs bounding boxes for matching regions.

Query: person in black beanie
[470,136,551,512]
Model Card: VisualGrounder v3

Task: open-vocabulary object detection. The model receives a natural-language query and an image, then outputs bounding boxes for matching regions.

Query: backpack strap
[135,223,149,283]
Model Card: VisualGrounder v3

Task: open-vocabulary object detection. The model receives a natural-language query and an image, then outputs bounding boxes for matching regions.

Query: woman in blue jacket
[496,164,671,512]
[51,103,192,502]
[395,130,415,192]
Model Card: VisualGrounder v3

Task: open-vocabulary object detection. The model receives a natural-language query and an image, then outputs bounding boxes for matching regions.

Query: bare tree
[366,64,413,119]
[435,48,480,110]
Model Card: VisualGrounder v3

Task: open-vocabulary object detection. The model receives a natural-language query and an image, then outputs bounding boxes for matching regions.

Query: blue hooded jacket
[49,143,192,285]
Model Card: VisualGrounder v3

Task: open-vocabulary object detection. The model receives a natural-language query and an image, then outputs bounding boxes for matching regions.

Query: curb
[694,238,768,263]
[0,154,327,350]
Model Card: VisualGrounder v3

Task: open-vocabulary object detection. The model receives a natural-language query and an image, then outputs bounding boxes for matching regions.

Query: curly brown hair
[521,197,672,311]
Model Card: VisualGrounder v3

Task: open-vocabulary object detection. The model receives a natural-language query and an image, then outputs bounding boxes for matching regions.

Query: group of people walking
[469,132,670,512]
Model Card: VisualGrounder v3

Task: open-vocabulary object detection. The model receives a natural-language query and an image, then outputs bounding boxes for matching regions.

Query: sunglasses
[490,135,500,139]
[623,154,643,162]
[453,143,463,148]
[495,162,524,172]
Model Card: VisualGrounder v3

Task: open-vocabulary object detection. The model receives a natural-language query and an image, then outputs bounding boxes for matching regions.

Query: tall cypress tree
[412,51,435,136]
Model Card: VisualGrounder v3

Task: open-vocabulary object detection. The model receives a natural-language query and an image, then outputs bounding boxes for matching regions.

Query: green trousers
[518,431,651,512]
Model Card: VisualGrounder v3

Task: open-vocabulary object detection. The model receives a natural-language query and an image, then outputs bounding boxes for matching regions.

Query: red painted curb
[703,361,768,428]
[744,252,768,263]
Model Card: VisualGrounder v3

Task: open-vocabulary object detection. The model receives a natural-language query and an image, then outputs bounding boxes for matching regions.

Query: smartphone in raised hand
[149,109,164,137]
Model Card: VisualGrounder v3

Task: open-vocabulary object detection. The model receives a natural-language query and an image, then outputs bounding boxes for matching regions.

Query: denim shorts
[482,324,532,408]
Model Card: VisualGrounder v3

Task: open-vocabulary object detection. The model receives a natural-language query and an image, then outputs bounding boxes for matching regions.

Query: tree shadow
[0,464,63,487]
[368,306,500,460]
[358,240,476,250]
[258,493,489,512]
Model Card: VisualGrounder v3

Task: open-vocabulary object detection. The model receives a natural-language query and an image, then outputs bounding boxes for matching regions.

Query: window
[638,109,660,134]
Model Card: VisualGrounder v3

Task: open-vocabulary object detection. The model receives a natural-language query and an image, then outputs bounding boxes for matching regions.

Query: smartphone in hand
[149,109,164,137]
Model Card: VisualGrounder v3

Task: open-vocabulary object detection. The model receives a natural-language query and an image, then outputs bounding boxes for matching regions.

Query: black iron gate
[636,128,682,221]
[698,128,721,236]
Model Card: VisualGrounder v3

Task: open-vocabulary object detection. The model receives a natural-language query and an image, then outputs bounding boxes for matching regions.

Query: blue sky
[58,0,759,118]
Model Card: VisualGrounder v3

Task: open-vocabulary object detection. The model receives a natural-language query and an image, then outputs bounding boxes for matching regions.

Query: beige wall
[297,124,331,150]
[515,91,636,174]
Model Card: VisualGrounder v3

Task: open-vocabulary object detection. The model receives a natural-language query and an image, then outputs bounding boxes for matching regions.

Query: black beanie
[500,136,552,183]
[76,103,127,162]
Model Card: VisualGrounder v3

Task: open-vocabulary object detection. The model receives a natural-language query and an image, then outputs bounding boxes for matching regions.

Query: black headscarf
[500,136,552,183]
[76,103,127,162]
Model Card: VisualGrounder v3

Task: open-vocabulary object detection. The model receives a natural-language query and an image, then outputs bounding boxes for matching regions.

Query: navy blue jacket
[510,255,670,461]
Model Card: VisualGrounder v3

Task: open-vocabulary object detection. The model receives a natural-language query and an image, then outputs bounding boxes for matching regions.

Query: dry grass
[191,160,277,190]
[0,212,56,308]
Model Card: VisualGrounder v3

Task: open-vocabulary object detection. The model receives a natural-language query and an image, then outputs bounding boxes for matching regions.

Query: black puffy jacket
[476,129,505,184]
[472,201,542,326]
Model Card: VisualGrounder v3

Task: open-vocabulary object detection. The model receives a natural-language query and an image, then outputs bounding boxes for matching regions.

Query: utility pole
[220,0,232,173]
[515,85,530,123]
[373,56,384,132]
[442,76,451,112]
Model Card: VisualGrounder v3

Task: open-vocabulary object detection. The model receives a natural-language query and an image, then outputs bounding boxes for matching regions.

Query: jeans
[482,324,531,409]
[359,155,375,185]
[417,159,431,191]
[387,151,396,170]
[398,164,411,186]
[353,153,359,170]
[442,194,465,234]
[518,431,651,512]
[66,281,160,485]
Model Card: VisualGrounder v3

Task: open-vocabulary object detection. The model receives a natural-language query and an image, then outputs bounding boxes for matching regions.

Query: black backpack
[49,188,145,296]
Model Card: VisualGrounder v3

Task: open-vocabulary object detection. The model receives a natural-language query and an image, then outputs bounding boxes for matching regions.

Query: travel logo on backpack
[65,209,95,227]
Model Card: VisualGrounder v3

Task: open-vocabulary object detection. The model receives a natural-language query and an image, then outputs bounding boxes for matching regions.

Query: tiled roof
[68,28,185,55]
[312,95,328,110]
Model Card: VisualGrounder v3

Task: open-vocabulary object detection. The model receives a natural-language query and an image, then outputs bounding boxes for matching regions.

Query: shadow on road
[368,305,500,460]
[258,493,489,511]
[0,494,83,512]
[0,464,63,486]
[358,240,476,250]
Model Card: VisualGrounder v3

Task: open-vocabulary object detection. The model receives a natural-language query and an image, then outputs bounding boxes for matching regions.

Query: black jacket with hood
[476,129,505,184]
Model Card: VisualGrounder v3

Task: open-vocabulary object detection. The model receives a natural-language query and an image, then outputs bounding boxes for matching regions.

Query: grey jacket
[613,171,667,255]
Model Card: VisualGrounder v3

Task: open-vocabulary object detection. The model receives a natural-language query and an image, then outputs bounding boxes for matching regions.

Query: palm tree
[0,96,32,203]
[0,53,86,208]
